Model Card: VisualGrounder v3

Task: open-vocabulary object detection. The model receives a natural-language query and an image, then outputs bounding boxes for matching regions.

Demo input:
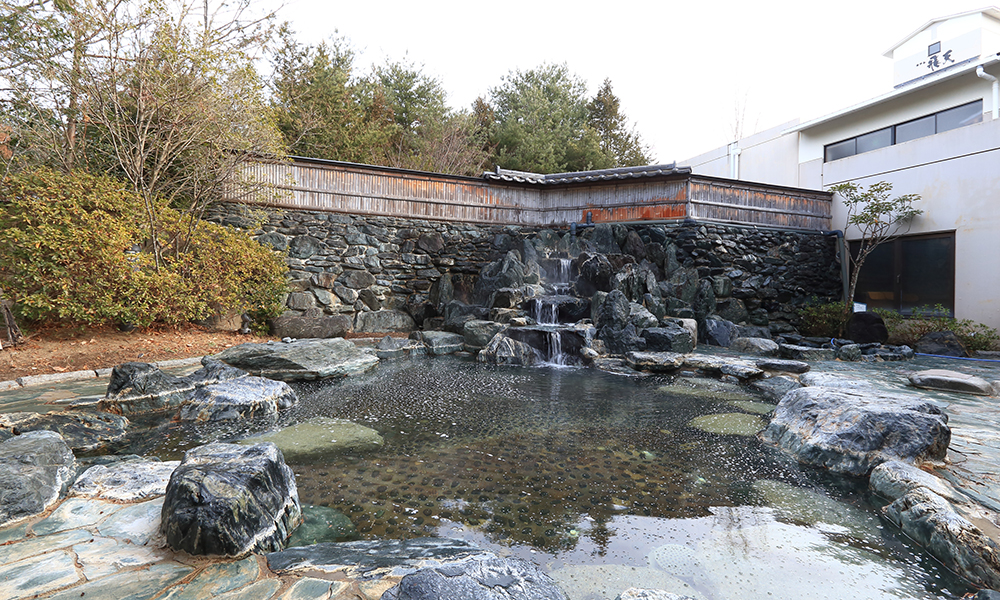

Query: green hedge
[0,168,287,328]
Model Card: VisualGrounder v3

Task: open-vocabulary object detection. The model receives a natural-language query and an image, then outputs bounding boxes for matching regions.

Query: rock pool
[117,355,977,599]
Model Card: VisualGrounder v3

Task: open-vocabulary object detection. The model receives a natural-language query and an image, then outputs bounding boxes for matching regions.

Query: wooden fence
[237,158,832,230]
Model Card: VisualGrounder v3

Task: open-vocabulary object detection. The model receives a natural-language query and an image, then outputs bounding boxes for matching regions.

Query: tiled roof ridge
[485,163,689,184]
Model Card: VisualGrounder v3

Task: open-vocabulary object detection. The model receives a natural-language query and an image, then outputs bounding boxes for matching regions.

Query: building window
[850,232,955,315]
[824,100,983,162]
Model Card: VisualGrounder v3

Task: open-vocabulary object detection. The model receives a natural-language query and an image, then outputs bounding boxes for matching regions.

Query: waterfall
[532,298,559,325]
[547,329,567,366]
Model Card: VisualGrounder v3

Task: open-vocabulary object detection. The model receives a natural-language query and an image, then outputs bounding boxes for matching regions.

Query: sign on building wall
[893,29,982,87]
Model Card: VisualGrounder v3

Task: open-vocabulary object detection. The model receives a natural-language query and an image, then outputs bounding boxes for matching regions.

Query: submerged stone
[287,504,357,546]
[214,338,378,381]
[239,417,384,462]
[761,386,951,476]
[753,479,880,541]
[689,413,764,436]
[161,442,301,557]
[383,553,568,600]
[550,564,696,600]
[0,431,76,527]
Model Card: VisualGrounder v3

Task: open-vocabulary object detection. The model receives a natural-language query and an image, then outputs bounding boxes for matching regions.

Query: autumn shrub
[798,300,849,338]
[874,305,999,353]
[0,168,287,328]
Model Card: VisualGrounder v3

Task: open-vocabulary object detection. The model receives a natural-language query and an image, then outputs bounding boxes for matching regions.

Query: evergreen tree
[588,78,652,167]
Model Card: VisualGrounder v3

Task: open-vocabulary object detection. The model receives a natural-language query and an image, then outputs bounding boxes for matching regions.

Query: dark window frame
[849,231,956,316]
[824,100,983,162]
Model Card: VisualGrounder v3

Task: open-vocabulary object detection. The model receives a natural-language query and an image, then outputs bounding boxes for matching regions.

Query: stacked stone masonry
[206,204,841,334]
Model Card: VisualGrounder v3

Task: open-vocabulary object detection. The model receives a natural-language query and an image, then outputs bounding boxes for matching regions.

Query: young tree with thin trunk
[831,180,922,309]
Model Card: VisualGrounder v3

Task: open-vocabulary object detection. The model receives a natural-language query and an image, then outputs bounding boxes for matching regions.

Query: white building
[682,7,1000,330]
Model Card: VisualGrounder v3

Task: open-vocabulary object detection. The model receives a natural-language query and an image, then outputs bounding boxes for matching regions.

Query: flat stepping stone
[754,358,810,374]
[70,459,179,502]
[682,355,763,380]
[419,331,466,355]
[779,344,835,361]
[909,369,995,396]
[626,352,685,372]
[731,337,779,356]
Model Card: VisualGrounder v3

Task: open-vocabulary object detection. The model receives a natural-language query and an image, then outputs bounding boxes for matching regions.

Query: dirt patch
[0,323,278,382]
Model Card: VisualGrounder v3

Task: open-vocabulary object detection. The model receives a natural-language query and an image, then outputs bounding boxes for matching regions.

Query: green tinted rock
[287,505,357,546]
[0,529,91,565]
[32,498,126,536]
[215,579,282,600]
[240,418,384,462]
[728,400,776,415]
[0,550,81,599]
[96,498,164,545]
[43,562,192,600]
[688,413,764,436]
[159,557,260,600]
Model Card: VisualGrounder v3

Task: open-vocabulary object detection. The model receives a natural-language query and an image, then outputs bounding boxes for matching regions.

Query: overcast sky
[270,0,993,165]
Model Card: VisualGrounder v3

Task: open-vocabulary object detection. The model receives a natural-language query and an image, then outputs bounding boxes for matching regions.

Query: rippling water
[138,356,971,599]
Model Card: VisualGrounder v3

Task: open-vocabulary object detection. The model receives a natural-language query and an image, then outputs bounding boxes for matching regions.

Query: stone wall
[207,204,841,335]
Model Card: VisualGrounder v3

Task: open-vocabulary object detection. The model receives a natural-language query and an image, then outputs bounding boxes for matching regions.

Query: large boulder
[213,338,379,382]
[161,442,301,557]
[761,386,951,476]
[596,290,645,355]
[575,253,614,296]
[640,324,694,354]
[0,431,76,527]
[418,331,466,355]
[477,333,540,366]
[702,316,737,347]
[915,331,969,357]
[99,359,247,416]
[845,311,888,344]
[178,377,297,422]
[474,251,527,304]
[98,362,195,416]
[355,310,416,333]
[383,553,568,600]
[0,411,128,453]
[463,320,508,348]
[270,314,352,339]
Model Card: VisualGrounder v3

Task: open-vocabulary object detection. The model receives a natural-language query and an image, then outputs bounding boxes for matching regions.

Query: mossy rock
[688,413,764,436]
[727,400,777,415]
[238,417,384,462]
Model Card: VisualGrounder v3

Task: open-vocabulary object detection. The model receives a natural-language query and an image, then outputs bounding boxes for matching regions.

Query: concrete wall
[680,63,1000,329]
[823,117,1000,328]
[681,119,801,188]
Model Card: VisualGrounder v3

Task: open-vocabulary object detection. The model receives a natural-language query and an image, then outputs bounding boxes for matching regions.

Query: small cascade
[552,258,572,295]
[547,329,568,366]
[531,298,559,325]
